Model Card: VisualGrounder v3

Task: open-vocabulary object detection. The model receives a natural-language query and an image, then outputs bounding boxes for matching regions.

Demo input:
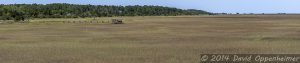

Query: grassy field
[0,15,300,63]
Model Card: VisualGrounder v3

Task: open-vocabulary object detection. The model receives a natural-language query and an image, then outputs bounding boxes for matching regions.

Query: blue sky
[0,0,299,13]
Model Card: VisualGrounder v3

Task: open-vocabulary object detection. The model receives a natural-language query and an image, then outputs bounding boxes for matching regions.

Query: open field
[0,15,300,63]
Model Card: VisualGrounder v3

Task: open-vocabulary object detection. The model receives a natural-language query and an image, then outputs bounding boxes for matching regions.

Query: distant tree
[0,3,211,19]
[10,10,26,22]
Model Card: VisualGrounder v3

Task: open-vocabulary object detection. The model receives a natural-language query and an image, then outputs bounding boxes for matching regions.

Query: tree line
[0,3,211,21]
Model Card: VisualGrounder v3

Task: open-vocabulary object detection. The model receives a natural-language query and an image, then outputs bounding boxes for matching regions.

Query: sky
[0,0,299,13]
